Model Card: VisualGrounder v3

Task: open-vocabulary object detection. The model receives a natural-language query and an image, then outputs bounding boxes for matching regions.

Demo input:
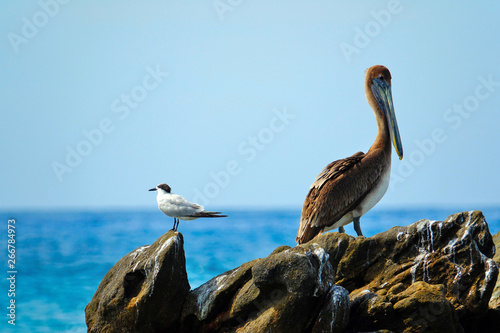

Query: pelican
[296,65,403,244]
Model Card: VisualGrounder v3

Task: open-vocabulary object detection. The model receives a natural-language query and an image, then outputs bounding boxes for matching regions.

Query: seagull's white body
[149,183,227,231]
[155,188,204,221]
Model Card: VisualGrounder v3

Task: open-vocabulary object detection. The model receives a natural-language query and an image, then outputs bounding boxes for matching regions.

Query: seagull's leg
[353,216,363,236]
[171,218,176,231]
[175,218,179,231]
[338,226,345,233]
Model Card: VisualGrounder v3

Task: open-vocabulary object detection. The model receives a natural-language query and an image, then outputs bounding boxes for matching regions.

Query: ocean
[1,207,499,332]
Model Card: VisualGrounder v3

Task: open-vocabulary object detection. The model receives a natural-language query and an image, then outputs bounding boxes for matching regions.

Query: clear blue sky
[2,1,499,210]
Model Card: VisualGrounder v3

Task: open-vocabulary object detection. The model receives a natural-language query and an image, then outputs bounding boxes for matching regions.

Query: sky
[1,1,500,210]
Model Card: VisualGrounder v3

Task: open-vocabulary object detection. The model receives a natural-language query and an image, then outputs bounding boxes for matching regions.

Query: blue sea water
[0,207,499,332]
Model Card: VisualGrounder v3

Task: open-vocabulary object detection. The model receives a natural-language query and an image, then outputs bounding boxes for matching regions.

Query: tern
[149,183,228,231]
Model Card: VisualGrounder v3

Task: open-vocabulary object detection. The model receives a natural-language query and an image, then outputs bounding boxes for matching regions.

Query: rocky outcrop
[489,231,500,309]
[323,211,498,332]
[86,211,500,332]
[179,244,350,332]
[85,231,190,332]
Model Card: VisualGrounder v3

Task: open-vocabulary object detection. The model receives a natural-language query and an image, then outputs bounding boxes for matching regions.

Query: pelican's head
[365,65,403,160]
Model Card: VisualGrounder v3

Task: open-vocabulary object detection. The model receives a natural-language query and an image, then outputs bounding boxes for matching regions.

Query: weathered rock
[488,230,500,309]
[85,231,189,332]
[318,210,498,332]
[392,282,460,333]
[310,285,350,333]
[179,244,350,332]
[476,230,500,333]
[179,260,257,331]
[86,211,499,332]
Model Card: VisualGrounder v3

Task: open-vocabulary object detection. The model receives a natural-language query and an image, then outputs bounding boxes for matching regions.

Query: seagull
[148,183,228,231]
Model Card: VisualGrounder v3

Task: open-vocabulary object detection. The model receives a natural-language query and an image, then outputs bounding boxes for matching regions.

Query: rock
[86,211,499,332]
[179,244,350,332]
[489,230,500,309]
[477,230,500,333]
[323,210,498,333]
[391,282,461,333]
[179,260,257,331]
[310,285,350,333]
[85,231,189,332]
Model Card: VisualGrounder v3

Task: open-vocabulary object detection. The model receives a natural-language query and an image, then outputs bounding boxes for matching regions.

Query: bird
[149,183,228,231]
[296,65,404,244]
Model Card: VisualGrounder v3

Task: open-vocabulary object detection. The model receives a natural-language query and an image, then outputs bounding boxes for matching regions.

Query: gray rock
[489,230,500,309]
[391,282,461,333]
[86,211,500,332]
[85,231,189,332]
[179,260,257,331]
[327,210,498,332]
[179,244,350,332]
[311,285,350,333]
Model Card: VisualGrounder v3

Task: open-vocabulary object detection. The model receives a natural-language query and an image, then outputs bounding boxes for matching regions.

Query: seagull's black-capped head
[148,183,171,193]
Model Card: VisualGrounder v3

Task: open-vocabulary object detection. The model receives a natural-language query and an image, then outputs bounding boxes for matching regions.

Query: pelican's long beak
[371,78,404,160]
[148,187,157,191]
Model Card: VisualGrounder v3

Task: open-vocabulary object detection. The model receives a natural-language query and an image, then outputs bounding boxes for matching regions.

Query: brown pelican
[296,65,403,244]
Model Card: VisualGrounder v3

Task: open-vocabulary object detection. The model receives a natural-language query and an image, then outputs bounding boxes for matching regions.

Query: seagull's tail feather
[190,211,228,218]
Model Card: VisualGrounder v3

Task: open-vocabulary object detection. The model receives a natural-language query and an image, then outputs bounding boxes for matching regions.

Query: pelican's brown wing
[296,150,385,244]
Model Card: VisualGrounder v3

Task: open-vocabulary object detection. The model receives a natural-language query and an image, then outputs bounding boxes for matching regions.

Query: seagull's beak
[148,188,157,191]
